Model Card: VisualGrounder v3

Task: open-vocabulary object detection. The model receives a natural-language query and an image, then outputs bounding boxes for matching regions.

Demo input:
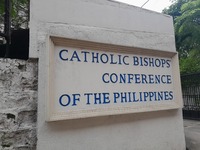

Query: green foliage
[163,0,188,18]
[11,0,29,29]
[180,49,200,74]
[0,0,29,30]
[175,0,200,55]
[163,0,200,74]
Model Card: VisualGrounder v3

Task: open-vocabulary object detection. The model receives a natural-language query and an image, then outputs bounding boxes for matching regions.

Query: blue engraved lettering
[133,56,139,66]
[148,74,154,84]
[127,74,134,83]
[169,91,173,100]
[141,74,147,84]
[161,75,166,84]
[132,92,139,102]
[81,51,90,62]
[119,74,126,83]
[72,94,80,106]
[110,73,118,83]
[59,49,68,61]
[123,56,129,65]
[135,74,141,84]
[155,75,161,84]
[113,92,120,103]
[149,92,154,101]
[110,54,117,64]
[149,58,154,67]
[143,92,149,101]
[100,53,109,64]
[103,93,110,104]
[84,93,93,105]
[158,91,163,101]
[120,92,127,103]
[102,73,109,83]
[59,94,71,106]
[155,59,161,67]
[167,75,172,84]
[94,93,102,104]
[143,57,148,66]
[161,59,166,68]
[166,60,171,68]
[70,51,81,62]
[92,52,99,63]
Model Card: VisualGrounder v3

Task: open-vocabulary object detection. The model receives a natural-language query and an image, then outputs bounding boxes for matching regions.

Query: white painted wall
[30,0,186,149]
[30,0,176,58]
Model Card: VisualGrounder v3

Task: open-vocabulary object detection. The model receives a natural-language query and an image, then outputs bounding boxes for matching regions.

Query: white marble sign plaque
[46,37,182,121]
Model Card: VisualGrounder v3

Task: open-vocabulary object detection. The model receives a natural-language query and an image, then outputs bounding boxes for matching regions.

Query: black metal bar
[0,32,6,37]
[28,0,30,22]
[181,72,200,120]
[4,0,11,57]
[141,0,150,8]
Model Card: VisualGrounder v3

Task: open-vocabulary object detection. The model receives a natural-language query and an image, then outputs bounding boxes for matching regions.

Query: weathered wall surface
[0,59,38,150]
[30,0,176,58]
[30,0,186,150]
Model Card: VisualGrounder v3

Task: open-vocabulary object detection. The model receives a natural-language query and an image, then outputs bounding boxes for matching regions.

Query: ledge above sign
[45,36,182,121]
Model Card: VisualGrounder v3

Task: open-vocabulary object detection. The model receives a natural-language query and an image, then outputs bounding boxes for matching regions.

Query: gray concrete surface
[184,119,200,150]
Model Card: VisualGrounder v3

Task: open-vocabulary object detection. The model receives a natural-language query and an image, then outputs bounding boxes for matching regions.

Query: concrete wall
[30,0,186,149]
[30,0,176,58]
[0,59,38,150]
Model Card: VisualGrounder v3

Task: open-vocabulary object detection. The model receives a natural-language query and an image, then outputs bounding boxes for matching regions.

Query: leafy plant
[0,0,29,31]
[163,0,200,74]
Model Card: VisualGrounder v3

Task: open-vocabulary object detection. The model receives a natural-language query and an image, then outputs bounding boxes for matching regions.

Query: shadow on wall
[0,29,29,60]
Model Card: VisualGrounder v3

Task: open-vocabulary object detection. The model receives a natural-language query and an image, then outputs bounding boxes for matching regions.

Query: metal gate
[181,73,200,120]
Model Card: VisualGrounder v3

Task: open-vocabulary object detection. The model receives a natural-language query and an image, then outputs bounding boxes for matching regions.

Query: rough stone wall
[0,58,38,150]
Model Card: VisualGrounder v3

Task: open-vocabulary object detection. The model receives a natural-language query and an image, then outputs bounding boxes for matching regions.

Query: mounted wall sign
[46,36,182,121]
